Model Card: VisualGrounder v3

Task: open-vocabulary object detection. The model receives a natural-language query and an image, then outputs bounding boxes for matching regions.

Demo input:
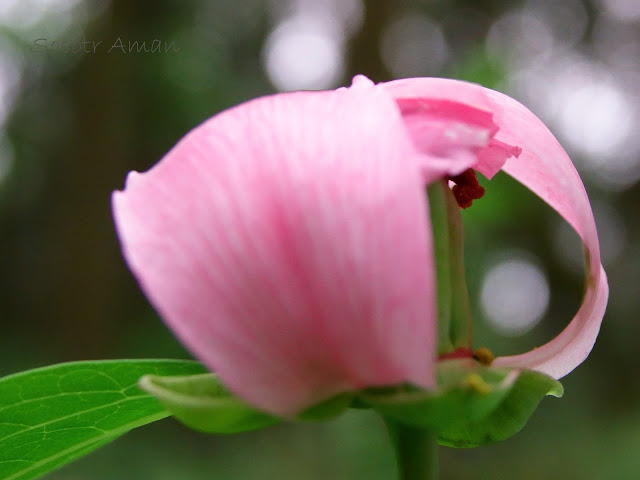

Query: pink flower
[112,76,608,417]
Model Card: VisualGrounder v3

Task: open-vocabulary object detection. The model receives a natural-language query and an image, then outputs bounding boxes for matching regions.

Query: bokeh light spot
[480,255,550,336]
[262,15,344,92]
[597,0,640,22]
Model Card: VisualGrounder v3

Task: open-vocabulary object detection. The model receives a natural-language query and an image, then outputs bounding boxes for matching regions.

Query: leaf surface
[0,359,206,480]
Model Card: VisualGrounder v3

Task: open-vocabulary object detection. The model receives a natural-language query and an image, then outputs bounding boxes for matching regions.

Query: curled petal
[382,78,520,181]
[394,97,496,182]
[476,139,522,180]
[113,80,436,416]
[396,98,497,184]
[381,77,608,379]
[478,86,608,378]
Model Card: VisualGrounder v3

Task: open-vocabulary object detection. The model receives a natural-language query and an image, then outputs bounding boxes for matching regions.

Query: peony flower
[112,76,608,418]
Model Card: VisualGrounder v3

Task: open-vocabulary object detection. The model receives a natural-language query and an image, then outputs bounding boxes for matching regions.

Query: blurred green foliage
[1,0,638,478]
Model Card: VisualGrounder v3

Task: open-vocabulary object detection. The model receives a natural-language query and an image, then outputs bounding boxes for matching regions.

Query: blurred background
[0,0,638,478]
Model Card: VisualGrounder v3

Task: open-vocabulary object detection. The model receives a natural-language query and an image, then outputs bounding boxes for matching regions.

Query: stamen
[448,169,485,209]
[473,347,494,366]
[463,373,491,395]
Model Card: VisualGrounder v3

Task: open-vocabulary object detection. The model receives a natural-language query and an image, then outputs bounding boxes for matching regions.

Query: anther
[448,169,485,209]
[463,373,491,395]
[473,347,494,366]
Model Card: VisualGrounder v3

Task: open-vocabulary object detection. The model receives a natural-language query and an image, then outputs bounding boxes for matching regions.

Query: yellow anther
[473,347,494,366]
[463,373,491,395]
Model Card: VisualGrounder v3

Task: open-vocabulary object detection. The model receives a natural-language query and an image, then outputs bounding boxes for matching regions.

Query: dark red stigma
[448,169,485,209]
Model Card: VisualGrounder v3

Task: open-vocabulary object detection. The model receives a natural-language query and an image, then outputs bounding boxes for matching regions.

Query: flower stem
[384,417,439,480]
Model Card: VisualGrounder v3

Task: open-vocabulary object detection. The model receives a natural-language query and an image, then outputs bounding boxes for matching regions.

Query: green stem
[384,418,439,480]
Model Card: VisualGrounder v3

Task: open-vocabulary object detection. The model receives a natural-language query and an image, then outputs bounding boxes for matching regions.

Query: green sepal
[140,372,357,433]
[438,369,563,448]
[360,359,517,431]
[359,359,563,447]
[296,393,355,421]
[138,373,280,434]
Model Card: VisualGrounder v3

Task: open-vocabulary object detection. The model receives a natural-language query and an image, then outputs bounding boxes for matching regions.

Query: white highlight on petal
[262,14,344,92]
[480,254,550,336]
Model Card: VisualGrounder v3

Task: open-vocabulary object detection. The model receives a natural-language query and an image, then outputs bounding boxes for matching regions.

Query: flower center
[438,347,494,366]
[448,169,485,209]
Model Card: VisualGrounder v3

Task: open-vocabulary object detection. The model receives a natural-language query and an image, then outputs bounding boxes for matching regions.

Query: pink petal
[381,77,608,379]
[394,97,496,182]
[113,80,436,416]
[478,86,608,378]
[382,78,520,181]
[476,139,522,180]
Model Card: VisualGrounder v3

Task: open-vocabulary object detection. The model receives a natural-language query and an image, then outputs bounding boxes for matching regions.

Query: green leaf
[139,373,280,434]
[0,359,206,480]
[438,369,563,448]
